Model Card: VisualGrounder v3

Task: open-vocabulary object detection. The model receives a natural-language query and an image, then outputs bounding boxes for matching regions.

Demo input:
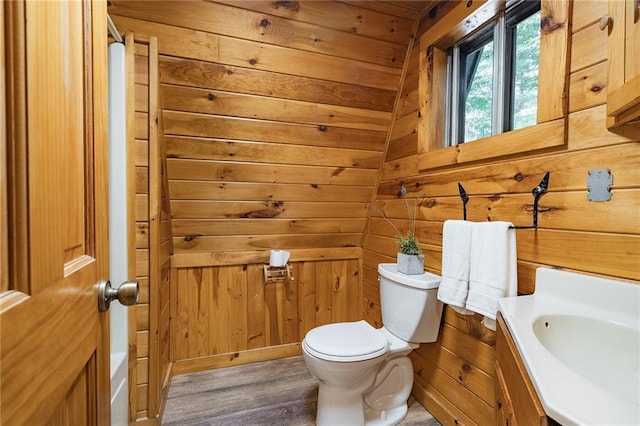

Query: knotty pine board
[170,259,361,363]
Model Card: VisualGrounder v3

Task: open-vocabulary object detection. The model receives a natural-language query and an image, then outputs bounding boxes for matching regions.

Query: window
[417,0,569,170]
[446,1,541,146]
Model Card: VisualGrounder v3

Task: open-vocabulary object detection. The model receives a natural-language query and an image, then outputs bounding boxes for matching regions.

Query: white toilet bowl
[302,322,418,426]
[302,264,443,426]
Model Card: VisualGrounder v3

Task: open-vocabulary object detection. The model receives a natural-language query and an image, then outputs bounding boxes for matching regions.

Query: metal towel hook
[457,172,550,229]
[458,183,469,220]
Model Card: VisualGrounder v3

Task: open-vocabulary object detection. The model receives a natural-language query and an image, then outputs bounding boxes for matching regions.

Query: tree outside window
[446,1,541,146]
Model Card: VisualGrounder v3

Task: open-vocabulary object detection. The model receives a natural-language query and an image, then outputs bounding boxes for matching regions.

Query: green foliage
[396,231,422,255]
[464,41,495,142]
[512,10,541,129]
[463,9,541,142]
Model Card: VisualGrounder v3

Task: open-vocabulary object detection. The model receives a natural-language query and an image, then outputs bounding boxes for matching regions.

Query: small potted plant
[375,184,425,275]
[396,230,424,275]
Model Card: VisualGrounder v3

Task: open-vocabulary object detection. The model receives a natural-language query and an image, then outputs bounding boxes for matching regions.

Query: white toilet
[302,263,443,426]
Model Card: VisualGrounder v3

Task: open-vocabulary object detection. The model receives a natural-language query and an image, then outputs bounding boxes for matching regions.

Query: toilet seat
[304,320,389,362]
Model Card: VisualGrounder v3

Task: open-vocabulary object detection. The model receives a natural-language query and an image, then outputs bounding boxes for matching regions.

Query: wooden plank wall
[170,253,362,374]
[364,2,640,425]
[108,2,639,425]
[109,0,430,377]
[109,0,427,258]
[131,35,173,424]
[157,67,174,420]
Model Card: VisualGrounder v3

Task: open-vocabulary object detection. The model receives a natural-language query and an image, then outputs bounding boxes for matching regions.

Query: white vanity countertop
[498,267,640,426]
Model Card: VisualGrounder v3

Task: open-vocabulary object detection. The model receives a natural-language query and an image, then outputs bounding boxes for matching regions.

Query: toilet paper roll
[269,250,290,267]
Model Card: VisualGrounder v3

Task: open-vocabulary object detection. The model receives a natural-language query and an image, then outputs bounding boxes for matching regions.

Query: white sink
[533,314,639,404]
[499,267,640,426]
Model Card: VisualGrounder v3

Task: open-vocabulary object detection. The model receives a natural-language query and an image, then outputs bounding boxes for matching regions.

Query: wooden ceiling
[387,1,437,13]
[346,1,438,19]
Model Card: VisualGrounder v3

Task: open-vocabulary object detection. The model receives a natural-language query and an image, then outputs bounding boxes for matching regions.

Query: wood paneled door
[1,0,111,424]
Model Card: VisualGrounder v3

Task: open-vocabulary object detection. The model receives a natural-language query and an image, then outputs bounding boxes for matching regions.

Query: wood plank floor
[163,356,441,425]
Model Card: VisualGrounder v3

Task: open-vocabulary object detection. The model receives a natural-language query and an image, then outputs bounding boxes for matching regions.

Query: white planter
[396,253,425,275]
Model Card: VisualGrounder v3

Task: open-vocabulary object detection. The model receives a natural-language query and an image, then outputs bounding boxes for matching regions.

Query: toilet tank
[378,263,443,343]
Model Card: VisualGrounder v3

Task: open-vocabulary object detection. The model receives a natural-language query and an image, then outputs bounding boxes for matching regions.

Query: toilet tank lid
[378,263,441,289]
[304,320,388,359]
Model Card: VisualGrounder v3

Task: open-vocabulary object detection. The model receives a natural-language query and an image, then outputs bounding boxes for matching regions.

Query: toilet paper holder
[263,264,294,283]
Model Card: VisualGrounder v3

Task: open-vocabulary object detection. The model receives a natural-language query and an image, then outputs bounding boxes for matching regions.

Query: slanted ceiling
[111,0,434,255]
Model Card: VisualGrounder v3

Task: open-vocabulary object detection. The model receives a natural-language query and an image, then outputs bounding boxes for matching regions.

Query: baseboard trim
[411,379,472,425]
[172,343,302,376]
[132,416,158,426]
[157,362,173,422]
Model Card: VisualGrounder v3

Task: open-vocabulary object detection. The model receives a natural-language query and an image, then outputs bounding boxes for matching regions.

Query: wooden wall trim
[418,0,493,49]
[132,418,158,426]
[171,247,363,268]
[362,11,422,248]
[417,46,447,155]
[147,34,160,419]
[125,32,139,422]
[132,33,152,422]
[172,343,301,376]
[129,32,171,424]
[4,0,28,293]
[1,1,7,292]
[411,381,474,425]
[537,0,571,122]
[417,0,570,169]
[157,361,172,422]
[417,118,566,170]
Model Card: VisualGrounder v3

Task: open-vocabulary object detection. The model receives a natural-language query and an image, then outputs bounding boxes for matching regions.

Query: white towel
[437,220,474,314]
[466,221,518,327]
